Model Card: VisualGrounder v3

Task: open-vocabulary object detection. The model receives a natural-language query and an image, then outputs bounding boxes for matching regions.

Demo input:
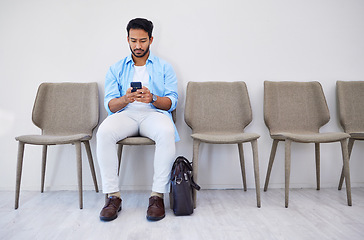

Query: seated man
[96,18,179,221]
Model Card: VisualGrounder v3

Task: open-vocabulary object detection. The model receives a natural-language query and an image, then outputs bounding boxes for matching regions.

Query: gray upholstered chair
[337,81,364,190]
[263,81,352,208]
[116,110,176,175]
[15,82,99,209]
[185,81,261,208]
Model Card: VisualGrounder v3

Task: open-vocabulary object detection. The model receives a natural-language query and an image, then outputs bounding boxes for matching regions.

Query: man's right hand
[108,87,137,113]
[124,87,137,104]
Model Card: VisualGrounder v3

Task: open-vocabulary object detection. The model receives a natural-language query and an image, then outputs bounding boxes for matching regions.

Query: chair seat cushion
[191,132,260,144]
[349,132,364,140]
[117,136,155,145]
[271,132,350,143]
[15,134,91,145]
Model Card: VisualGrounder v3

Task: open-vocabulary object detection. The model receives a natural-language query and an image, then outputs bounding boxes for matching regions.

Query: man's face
[128,28,153,58]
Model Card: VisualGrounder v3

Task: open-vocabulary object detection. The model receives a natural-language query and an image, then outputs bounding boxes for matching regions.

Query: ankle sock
[151,192,164,199]
[108,191,121,199]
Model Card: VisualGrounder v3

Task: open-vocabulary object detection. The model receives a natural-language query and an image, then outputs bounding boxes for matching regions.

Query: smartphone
[131,82,142,92]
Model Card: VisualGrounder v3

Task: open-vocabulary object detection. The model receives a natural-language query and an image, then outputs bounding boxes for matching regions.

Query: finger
[140,88,148,94]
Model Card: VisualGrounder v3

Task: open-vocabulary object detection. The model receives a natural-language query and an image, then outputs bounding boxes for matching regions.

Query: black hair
[127,18,153,39]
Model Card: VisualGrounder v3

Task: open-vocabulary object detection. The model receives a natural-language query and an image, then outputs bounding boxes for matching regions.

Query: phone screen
[131,82,142,92]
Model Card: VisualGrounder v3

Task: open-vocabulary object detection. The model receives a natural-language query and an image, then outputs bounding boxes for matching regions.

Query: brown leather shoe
[146,196,165,221]
[100,196,122,221]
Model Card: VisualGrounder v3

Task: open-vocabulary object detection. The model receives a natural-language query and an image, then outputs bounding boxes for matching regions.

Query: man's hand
[108,87,138,113]
[125,87,138,103]
[110,86,171,113]
[134,86,153,103]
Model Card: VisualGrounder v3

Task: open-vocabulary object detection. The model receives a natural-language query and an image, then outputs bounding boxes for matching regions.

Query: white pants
[96,109,176,194]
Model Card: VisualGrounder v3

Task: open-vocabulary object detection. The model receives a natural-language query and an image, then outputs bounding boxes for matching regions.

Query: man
[97,18,179,222]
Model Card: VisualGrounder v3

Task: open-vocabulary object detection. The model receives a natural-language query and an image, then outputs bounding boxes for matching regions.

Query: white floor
[1,188,363,240]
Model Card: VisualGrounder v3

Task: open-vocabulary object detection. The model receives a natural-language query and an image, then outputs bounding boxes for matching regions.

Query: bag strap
[172,156,200,191]
[173,156,191,168]
[190,176,201,191]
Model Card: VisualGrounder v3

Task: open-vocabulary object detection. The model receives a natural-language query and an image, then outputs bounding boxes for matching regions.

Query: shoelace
[104,197,119,209]
[149,197,162,208]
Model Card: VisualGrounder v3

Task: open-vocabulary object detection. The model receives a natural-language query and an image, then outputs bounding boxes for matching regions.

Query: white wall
[1,0,364,192]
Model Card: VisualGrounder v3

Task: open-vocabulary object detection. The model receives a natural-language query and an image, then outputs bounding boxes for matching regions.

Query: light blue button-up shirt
[104,52,179,141]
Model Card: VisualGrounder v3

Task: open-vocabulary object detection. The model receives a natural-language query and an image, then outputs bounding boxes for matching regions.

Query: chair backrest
[264,81,330,135]
[337,81,364,133]
[32,82,99,136]
[184,81,253,133]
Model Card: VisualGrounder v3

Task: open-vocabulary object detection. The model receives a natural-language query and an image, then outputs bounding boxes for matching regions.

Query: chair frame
[338,138,359,190]
[16,141,99,209]
[192,138,261,208]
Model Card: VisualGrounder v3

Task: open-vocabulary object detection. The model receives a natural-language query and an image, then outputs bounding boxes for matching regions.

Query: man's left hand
[135,86,153,103]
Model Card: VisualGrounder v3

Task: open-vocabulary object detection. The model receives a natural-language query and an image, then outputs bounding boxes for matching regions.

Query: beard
[130,45,150,58]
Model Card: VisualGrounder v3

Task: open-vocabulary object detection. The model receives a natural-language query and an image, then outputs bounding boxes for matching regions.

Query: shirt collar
[126,51,155,65]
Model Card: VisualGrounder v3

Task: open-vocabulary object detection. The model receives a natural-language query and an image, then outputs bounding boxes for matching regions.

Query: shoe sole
[100,206,122,222]
[146,214,165,221]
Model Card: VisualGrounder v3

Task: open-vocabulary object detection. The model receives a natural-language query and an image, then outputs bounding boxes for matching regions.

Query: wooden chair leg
[83,141,99,192]
[41,145,48,193]
[251,139,261,208]
[117,144,123,176]
[285,140,292,208]
[238,143,247,191]
[315,143,320,190]
[15,142,25,209]
[75,142,83,209]
[192,139,200,209]
[264,139,279,191]
[340,139,352,206]
[339,138,354,190]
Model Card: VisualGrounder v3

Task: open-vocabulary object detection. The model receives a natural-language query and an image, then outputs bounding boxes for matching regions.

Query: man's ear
[149,36,154,44]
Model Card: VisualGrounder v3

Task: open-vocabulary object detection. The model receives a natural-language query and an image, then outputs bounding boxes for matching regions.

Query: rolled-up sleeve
[163,63,178,112]
[104,66,121,115]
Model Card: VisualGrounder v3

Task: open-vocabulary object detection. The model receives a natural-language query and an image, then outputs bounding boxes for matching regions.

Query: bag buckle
[176,177,182,184]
